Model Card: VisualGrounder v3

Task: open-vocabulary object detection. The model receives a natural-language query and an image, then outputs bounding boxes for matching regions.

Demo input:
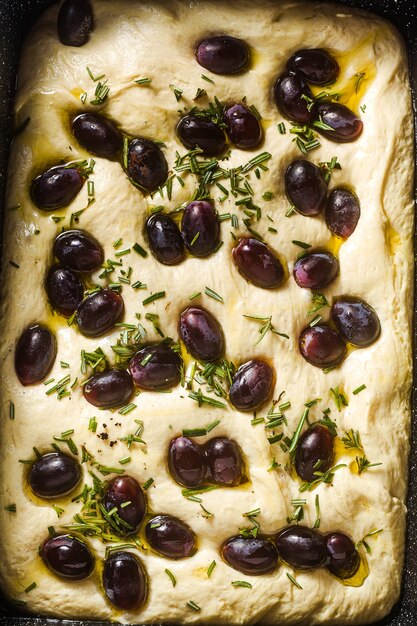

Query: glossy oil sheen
[222,535,278,575]
[40,534,94,580]
[299,325,346,368]
[83,369,134,408]
[76,289,124,336]
[276,526,327,570]
[31,166,84,210]
[103,552,147,610]
[232,237,285,289]
[176,115,226,156]
[295,425,334,482]
[316,102,363,142]
[181,200,220,257]
[145,515,196,559]
[53,229,104,271]
[196,36,249,74]
[326,532,360,579]
[179,306,224,362]
[326,188,361,239]
[29,453,81,498]
[223,103,262,149]
[57,0,94,47]
[104,476,146,532]
[274,73,315,124]
[204,437,244,486]
[168,436,207,487]
[229,359,274,411]
[46,265,84,317]
[15,324,57,385]
[293,251,339,289]
[127,139,168,192]
[129,344,182,390]
[287,48,339,84]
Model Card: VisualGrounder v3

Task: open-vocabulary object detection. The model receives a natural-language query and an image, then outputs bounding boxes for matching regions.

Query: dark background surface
[0,0,416,624]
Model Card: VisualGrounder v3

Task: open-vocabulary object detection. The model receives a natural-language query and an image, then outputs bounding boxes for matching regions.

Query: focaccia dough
[0,1,414,624]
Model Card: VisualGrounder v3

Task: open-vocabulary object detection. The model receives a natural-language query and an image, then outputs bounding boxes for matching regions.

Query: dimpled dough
[0,0,414,624]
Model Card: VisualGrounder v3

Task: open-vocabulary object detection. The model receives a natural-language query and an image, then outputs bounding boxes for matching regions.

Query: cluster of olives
[299,296,381,368]
[223,525,361,581]
[169,436,245,487]
[275,48,363,143]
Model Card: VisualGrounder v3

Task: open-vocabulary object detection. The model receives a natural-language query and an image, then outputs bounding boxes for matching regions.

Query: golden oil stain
[339,554,369,587]
[193,565,210,579]
[384,222,402,255]
[325,234,344,258]
[70,87,86,100]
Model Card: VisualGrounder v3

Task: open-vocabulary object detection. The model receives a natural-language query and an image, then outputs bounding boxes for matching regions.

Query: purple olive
[316,102,363,143]
[181,200,220,257]
[83,369,134,408]
[168,437,206,487]
[293,252,339,289]
[29,453,81,498]
[326,532,360,579]
[145,515,196,559]
[196,36,249,75]
[31,166,84,210]
[46,266,84,317]
[276,526,327,571]
[53,229,104,271]
[285,159,327,216]
[104,476,146,533]
[326,188,360,239]
[15,324,57,385]
[76,289,124,337]
[287,49,339,85]
[146,213,185,265]
[57,0,93,47]
[274,73,315,124]
[223,103,262,149]
[232,237,285,289]
[204,437,244,486]
[299,325,346,368]
[179,306,224,362]
[176,115,226,157]
[331,298,380,347]
[295,425,334,482]
[229,360,274,411]
[72,113,122,158]
[222,535,278,575]
[127,139,168,192]
[129,344,182,390]
[40,535,94,580]
[103,552,147,610]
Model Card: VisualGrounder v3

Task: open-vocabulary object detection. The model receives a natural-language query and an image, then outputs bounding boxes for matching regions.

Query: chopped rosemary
[9,401,15,420]
[142,291,165,306]
[194,88,207,100]
[342,429,363,450]
[353,384,366,395]
[292,240,311,249]
[243,314,289,346]
[201,74,215,84]
[169,84,183,101]
[90,79,110,105]
[134,77,152,85]
[207,560,216,578]
[288,409,309,457]
[308,292,329,316]
[204,286,223,302]
[354,71,366,93]
[181,485,219,498]
[118,403,137,415]
[186,601,201,612]
[355,455,382,475]
[52,505,64,518]
[24,582,37,594]
[330,386,348,411]
[189,291,201,300]
[4,504,16,512]
[188,389,227,409]
[165,568,176,587]
[143,478,154,490]
[299,463,347,492]
[88,416,97,433]
[314,494,321,528]
[231,580,252,589]
[277,122,286,134]
[356,528,383,553]
[286,573,302,589]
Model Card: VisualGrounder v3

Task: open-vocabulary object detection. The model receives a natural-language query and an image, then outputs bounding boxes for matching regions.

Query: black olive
[229,360,274,411]
[31,166,84,210]
[103,551,147,610]
[275,526,327,570]
[29,453,81,498]
[104,476,146,533]
[325,188,360,239]
[287,49,339,85]
[179,306,224,362]
[331,298,380,347]
[127,139,168,192]
[146,213,185,265]
[274,73,315,124]
[221,535,278,575]
[204,437,244,486]
[315,102,363,143]
[53,229,104,271]
[295,425,334,482]
[83,369,134,408]
[293,252,339,289]
[129,344,182,390]
[326,532,360,579]
[232,237,285,289]
[196,36,250,75]
[285,159,327,216]
[57,0,94,47]
[145,515,196,559]
[181,201,220,257]
[168,437,207,487]
[15,324,57,385]
[72,113,122,157]
[299,325,346,368]
[177,115,226,157]
[40,534,94,580]
[223,103,262,149]
[46,266,84,317]
[76,289,124,337]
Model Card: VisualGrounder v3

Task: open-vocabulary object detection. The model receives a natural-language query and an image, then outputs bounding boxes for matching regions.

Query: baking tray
[0,0,416,624]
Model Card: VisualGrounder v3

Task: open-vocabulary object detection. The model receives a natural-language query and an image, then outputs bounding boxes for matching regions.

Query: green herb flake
[165,568,176,587]
[353,384,366,395]
[231,580,252,589]
[118,403,137,415]
[24,582,37,594]
[292,240,311,249]
[356,528,383,553]
[142,291,165,306]
[169,84,183,101]
[4,504,16,513]
[143,478,154,490]
[204,286,223,303]
[207,560,216,578]
[9,401,15,420]
[286,573,302,589]
[186,600,201,612]
[134,77,152,85]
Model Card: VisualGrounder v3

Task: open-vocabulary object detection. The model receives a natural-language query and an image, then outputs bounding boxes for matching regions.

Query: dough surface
[0,1,414,624]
